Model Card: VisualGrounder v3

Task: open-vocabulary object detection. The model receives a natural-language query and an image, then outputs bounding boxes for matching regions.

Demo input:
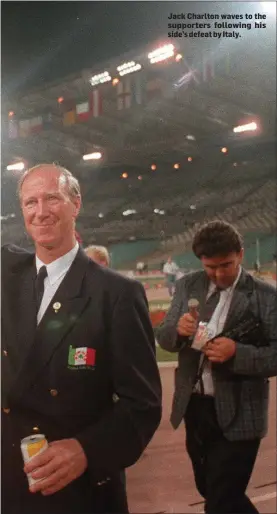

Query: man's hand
[204,337,236,363]
[24,438,88,496]
[177,313,198,337]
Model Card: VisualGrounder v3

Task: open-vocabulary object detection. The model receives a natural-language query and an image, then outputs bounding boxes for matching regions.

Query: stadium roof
[2,27,275,174]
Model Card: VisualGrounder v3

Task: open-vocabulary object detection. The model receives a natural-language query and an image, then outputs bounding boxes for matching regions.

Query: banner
[62,100,76,127]
[76,100,91,121]
[117,79,131,110]
[202,53,215,82]
[117,75,143,110]
[18,119,31,138]
[29,116,43,133]
[8,118,18,139]
[131,74,143,106]
[76,89,102,120]
[42,111,53,129]
[91,89,102,117]
[145,76,165,101]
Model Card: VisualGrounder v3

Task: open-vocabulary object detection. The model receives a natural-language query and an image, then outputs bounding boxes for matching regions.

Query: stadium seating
[1,159,275,271]
[109,240,159,268]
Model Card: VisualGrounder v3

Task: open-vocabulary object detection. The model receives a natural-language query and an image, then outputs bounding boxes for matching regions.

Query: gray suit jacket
[157,269,277,441]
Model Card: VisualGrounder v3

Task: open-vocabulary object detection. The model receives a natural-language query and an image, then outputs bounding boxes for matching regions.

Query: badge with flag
[68,345,96,369]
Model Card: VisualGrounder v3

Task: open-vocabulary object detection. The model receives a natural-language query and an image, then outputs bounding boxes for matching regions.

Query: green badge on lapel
[68,345,96,370]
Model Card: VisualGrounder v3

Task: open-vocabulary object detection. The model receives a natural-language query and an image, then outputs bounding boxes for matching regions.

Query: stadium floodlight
[98,213,104,218]
[233,122,258,133]
[148,44,175,64]
[7,162,25,171]
[82,152,102,161]
[0,213,16,221]
[117,61,142,76]
[89,71,111,87]
[154,208,165,215]
[123,209,137,216]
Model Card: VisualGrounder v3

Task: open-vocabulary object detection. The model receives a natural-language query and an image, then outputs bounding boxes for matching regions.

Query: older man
[2,163,162,514]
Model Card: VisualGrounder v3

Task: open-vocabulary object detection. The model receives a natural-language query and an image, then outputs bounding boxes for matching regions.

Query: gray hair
[17,163,81,199]
[84,245,110,266]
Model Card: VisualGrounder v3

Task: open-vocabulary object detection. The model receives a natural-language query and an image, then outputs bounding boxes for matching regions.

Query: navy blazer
[2,244,162,514]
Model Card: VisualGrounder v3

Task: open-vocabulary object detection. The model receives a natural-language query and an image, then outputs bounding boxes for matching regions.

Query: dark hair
[192,221,243,259]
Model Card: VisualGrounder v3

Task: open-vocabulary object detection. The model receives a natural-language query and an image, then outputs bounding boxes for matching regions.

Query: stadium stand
[2,36,275,268]
[2,154,275,269]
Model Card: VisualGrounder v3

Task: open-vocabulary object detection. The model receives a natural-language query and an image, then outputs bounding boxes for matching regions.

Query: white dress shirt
[36,243,79,324]
[194,266,242,396]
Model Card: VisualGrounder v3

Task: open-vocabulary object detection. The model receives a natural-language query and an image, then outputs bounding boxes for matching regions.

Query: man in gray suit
[157,221,277,514]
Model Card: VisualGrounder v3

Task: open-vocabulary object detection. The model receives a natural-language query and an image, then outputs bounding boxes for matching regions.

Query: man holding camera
[157,221,277,514]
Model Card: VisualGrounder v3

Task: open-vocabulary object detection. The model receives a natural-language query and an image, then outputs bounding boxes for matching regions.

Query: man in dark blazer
[157,221,277,514]
[2,163,162,514]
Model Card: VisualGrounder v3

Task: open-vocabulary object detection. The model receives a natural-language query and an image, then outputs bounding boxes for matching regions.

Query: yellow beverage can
[20,434,48,486]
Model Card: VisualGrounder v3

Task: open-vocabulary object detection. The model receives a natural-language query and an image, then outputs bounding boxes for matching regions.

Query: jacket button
[3,408,10,414]
[50,389,58,397]
[33,426,40,432]
[3,350,8,357]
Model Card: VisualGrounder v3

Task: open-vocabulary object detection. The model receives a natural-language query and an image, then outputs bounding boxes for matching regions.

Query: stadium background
[1,5,277,510]
[2,23,276,359]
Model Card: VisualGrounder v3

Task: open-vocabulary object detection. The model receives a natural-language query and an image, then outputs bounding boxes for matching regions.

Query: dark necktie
[202,287,222,322]
[35,266,48,312]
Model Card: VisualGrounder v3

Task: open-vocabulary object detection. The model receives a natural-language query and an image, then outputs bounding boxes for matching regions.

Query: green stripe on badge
[68,345,75,366]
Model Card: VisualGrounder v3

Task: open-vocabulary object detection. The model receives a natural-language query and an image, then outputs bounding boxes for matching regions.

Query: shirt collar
[36,243,79,285]
[208,265,242,296]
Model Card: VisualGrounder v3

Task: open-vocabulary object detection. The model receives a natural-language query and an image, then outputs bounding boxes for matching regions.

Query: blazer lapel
[5,256,37,369]
[223,268,253,333]
[187,271,210,320]
[10,249,92,402]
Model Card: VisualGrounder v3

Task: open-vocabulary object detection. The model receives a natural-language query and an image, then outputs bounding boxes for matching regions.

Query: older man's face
[20,166,80,250]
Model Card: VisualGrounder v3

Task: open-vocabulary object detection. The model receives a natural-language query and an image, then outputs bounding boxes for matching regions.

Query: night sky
[2,1,175,96]
[3,2,274,98]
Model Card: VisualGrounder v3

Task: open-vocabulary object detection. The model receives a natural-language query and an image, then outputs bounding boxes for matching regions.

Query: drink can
[191,321,210,351]
[21,434,48,486]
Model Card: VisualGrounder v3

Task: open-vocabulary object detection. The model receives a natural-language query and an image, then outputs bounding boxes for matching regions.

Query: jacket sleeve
[156,279,189,353]
[75,280,162,478]
[229,288,277,377]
